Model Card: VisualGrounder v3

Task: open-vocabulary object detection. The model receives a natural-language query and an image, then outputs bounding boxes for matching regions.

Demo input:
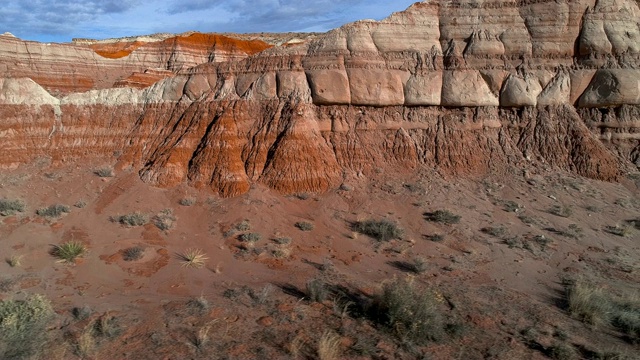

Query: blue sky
[0,0,418,43]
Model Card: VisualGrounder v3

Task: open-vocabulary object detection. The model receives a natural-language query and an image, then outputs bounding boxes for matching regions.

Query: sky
[0,0,418,43]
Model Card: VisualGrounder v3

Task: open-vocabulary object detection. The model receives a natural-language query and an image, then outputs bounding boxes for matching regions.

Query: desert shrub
[153,209,176,231]
[426,234,444,242]
[74,200,87,208]
[481,226,507,237]
[0,294,54,359]
[424,210,461,224]
[410,257,428,274]
[6,255,22,268]
[295,221,315,231]
[547,342,578,360]
[94,167,114,178]
[502,200,521,213]
[549,205,573,218]
[94,314,121,338]
[72,306,92,320]
[187,296,210,315]
[36,204,70,218]
[114,212,148,227]
[0,199,25,216]
[179,197,196,206]
[273,237,292,245]
[122,246,144,261]
[51,241,86,263]
[603,225,633,237]
[353,219,403,242]
[371,277,444,345]
[306,278,330,303]
[236,220,251,231]
[240,233,262,243]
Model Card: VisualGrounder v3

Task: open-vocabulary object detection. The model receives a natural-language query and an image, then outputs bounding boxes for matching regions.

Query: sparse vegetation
[0,198,25,216]
[273,237,292,245]
[481,226,507,237]
[295,221,315,231]
[294,192,310,200]
[187,296,210,315]
[426,234,444,242]
[424,210,461,224]
[306,278,330,302]
[353,219,403,242]
[565,280,640,343]
[6,255,22,268]
[371,277,445,345]
[0,294,54,359]
[549,204,573,218]
[94,167,114,178]
[502,200,521,212]
[122,246,144,261]
[74,200,87,208]
[51,241,86,263]
[72,306,92,320]
[153,209,176,231]
[603,225,633,237]
[240,233,262,243]
[317,331,342,360]
[236,220,251,231]
[179,197,196,206]
[113,212,149,227]
[36,204,70,218]
[409,257,428,274]
[178,249,208,268]
[94,313,121,338]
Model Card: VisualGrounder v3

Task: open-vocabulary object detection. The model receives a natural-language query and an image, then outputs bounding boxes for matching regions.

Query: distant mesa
[0,0,638,196]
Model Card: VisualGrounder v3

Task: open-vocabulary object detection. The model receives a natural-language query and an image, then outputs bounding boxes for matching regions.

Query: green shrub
[36,204,70,218]
[114,212,148,227]
[0,294,54,359]
[0,199,25,217]
[52,241,86,263]
[295,221,315,231]
[424,210,461,224]
[372,277,445,345]
[353,219,403,242]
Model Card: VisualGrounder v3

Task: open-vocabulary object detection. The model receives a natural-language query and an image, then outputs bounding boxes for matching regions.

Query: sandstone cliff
[1,0,639,196]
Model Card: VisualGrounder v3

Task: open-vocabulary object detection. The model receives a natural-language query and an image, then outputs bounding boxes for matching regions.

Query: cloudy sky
[0,0,418,43]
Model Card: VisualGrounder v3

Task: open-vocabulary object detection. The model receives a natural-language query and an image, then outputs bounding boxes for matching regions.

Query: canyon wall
[1,0,639,196]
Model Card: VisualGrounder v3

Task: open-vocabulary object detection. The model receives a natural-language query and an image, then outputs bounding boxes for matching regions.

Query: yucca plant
[179,249,208,268]
[52,241,86,263]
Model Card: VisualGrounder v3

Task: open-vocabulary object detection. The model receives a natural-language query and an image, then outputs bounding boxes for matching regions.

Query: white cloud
[0,0,416,42]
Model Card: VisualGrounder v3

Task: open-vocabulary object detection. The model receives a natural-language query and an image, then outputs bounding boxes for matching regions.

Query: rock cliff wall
[1,0,639,196]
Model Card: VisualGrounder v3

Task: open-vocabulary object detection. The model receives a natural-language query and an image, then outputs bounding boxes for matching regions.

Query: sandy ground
[1,157,639,359]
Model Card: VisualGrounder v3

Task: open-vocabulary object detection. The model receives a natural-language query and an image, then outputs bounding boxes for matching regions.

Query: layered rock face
[1,0,639,196]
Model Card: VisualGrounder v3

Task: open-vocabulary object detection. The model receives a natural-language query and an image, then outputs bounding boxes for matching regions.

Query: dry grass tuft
[178,249,208,268]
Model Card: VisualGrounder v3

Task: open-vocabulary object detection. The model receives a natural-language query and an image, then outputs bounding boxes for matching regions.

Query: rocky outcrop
[1,0,639,196]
